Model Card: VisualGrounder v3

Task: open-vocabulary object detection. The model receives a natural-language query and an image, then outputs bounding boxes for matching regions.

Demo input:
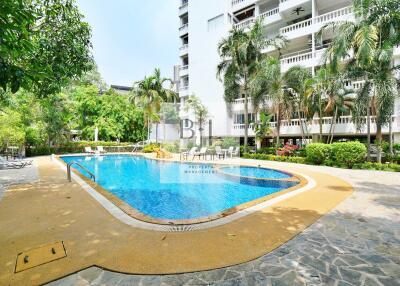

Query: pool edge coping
[54,153,316,232]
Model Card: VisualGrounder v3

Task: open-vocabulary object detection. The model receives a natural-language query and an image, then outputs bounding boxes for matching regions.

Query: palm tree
[304,67,355,143]
[217,20,266,147]
[251,56,294,148]
[130,69,177,142]
[184,95,209,147]
[254,111,273,149]
[283,66,313,143]
[322,0,400,162]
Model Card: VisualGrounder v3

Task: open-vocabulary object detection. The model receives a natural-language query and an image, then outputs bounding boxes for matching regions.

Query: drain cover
[15,241,67,273]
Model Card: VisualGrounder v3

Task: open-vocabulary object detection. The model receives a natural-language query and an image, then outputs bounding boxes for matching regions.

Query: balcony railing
[232,0,252,6]
[280,6,353,36]
[179,23,188,32]
[233,115,398,135]
[234,7,280,29]
[280,48,326,67]
[180,44,188,50]
[180,65,189,71]
[180,85,189,91]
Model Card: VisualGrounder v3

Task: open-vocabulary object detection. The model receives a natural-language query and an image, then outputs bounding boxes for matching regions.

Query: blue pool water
[220,166,292,179]
[61,155,297,220]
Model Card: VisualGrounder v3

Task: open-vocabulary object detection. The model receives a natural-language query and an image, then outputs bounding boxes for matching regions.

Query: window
[208,14,224,31]
[234,113,255,124]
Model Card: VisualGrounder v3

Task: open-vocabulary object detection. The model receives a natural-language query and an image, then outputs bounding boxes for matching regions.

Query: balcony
[231,116,398,137]
[231,0,256,11]
[280,48,326,72]
[179,65,189,77]
[280,6,353,40]
[232,123,256,136]
[179,2,188,15]
[179,23,188,36]
[231,98,254,112]
[179,44,188,56]
[234,7,281,30]
[179,85,189,97]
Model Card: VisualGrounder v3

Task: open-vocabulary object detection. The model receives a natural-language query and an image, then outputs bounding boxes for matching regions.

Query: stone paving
[26,161,400,285]
[0,162,38,201]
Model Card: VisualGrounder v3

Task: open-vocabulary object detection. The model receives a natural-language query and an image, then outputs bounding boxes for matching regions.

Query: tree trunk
[244,91,249,148]
[297,106,305,144]
[199,118,203,147]
[366,104,371,161]
[319,98,323,142]
[376,122,382,164]
[155,123,159,143]
[276,108,281,153]
[147,118,151,141]
[389,115,393,155]
[329,107,338,144]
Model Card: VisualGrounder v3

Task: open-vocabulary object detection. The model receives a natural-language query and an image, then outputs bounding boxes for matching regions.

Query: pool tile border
[55,154,315,232]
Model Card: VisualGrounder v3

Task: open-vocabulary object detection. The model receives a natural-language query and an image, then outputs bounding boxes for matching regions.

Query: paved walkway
[0,163,38,200]
[46,160,400,286]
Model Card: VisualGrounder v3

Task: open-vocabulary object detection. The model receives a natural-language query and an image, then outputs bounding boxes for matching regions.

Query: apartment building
[177,0,400,145]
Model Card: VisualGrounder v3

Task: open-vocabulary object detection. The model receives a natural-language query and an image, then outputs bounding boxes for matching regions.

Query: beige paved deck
[0,156,352,286]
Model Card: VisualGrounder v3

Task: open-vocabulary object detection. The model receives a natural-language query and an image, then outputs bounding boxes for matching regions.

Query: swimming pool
[61,155,299,223]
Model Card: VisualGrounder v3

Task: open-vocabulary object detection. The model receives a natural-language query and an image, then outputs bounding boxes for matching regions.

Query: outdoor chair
[215,146,226,159]
[230,147,240,158]
[180,147,198,160]
[0,156,27,169]
[370,145,385,160]
[193,147,208,160]
[227,146,234,158]
[84,147,95,154]
[97,146,107,154]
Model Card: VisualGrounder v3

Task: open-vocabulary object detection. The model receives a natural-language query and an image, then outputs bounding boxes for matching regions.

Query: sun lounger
[0,156,27,169]
[180,147,198,160]
[84,147,95,154]
[97,146,107,153]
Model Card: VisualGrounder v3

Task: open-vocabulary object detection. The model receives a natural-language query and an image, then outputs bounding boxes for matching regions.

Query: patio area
[0,156,398,285]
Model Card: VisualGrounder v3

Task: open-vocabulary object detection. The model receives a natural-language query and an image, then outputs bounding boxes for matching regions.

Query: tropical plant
[305,67,354,143]
[250,56,293,148]
[283,66,313,142]
[0,0,93,97]
[184,95,209,147]
[217,20,267,147]
[130,69,177,142]
[254,112,273,149]
[322,0,400,162]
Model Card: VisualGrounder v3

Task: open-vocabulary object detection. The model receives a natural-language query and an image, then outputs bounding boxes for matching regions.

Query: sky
[76,0,180,87]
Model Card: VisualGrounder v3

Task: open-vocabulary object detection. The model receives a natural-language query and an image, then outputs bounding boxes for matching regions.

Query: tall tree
[322,0,400,162]
[0,0,93,96]
[250,56,293,148]
[283,66,313,143]
[217,21,267,147]
[130,69,177,142]
[184,95,209,147]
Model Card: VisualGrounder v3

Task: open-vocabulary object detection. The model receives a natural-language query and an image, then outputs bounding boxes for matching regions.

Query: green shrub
[331,142,366,168]
[142,143,160,153]
[305,143,331,165]
[161,141,180,153]
[256,147,276,155]
[242,153,306,164]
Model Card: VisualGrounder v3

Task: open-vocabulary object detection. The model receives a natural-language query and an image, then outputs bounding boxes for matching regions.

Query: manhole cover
[15,241,67,273]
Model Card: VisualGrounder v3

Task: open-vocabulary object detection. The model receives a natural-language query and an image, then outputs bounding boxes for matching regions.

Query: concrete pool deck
[1,155,354,285]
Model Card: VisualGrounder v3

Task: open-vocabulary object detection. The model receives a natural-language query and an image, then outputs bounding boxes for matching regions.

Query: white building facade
[177,0,400,145]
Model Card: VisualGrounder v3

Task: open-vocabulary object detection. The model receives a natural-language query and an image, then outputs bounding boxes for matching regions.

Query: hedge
[26,141,133,157]
[242,153,307,164]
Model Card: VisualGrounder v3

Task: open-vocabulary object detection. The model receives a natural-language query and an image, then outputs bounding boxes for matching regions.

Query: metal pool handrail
[67,161,96,182]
